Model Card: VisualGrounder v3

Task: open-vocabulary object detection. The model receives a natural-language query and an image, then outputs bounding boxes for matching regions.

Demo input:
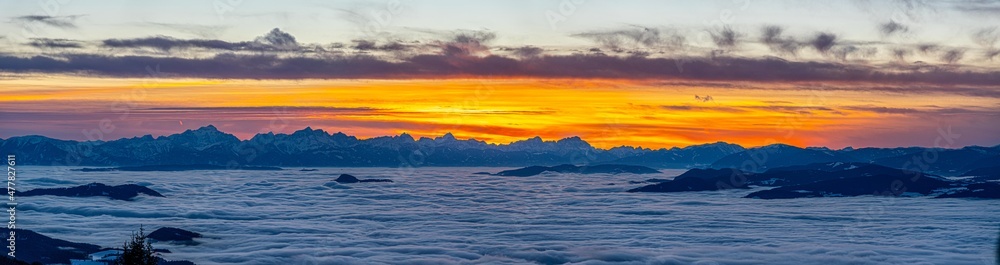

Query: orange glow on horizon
[1,77,997,149]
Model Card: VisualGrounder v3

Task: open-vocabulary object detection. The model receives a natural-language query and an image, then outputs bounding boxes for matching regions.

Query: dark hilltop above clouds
[22,182,164,201]
[629,162,1000,200]
[0,228,195,265]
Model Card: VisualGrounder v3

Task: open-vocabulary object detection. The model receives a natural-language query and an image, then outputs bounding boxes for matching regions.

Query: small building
[69,260,105,265]
[69,249,122,265]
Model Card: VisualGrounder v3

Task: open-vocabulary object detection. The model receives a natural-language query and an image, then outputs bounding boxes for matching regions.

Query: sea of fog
[18,166,1000,265]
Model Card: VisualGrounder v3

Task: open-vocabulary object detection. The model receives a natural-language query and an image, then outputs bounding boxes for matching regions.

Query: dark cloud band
[1,53,998,87]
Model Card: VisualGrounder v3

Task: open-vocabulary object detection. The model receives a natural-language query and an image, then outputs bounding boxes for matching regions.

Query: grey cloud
[843,106,917,114]
[102,36,245,51]
[2,28,1000,87]
[437,29,495,57]
[760,25,801,55]
[972,27,1000,60]
[146,106,381,113]
[102,28,303,52]
[352,39,410,51]
[746,105,838,115]
[844,105,1000,115]
[254,28,299,51]
[879,20,909,37]
[891,48,912,62]
[811,33,838,53]
[142,23,229,38]
[972,27,999,47]
[878,0,934,19]
[710,26,741,49]
[917,44,939,54]
[660,104,745,113]
[832,45,878,61]
[12,15,81,29]
[573,26,685,52]
[940,49,966,64]
[952,0,1000,15]
[796,83,1000,99]
[985,49,1000,61]
[2,53,999,87]
[502,46,544,59]
[27,38,83,49]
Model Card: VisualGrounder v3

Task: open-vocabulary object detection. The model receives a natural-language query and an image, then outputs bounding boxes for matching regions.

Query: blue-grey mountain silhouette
[78,164,281,171]
[0,126,996,175]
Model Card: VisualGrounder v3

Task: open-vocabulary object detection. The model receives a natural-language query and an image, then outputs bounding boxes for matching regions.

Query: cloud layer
[21,167,1000,265]
[3,51,998,86]
[1,26,998,86]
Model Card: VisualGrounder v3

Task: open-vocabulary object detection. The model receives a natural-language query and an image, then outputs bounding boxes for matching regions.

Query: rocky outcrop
[21,183,164,201]
[148,227,202,245]
[0,228,101,264]
[745,174,953,199]
[334,174,393,183]
[627,168,750,193]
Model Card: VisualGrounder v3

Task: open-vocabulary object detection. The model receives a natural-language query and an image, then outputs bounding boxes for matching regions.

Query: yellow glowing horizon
[2,76,997,149]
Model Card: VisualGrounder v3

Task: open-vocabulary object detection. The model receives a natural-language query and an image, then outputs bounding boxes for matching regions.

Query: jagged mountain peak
[438,132,457,141]
[397,132,415,142]
[179,125,231,136]
[507,136,545,147]
[292,126,329,137]
[556,136,592,148]
[758,143,800,150]
[194,124,219,132]
[557,136,583,142]
[165,125,240,149]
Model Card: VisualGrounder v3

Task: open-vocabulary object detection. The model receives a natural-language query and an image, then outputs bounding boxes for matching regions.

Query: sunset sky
[1,0,999,149]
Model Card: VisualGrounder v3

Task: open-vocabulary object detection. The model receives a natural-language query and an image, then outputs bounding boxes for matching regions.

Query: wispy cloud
[810,32,838,54]
[101,28,304,52]
[760,25,801,55]
[952,0,1000,16]
[27,38,83,49]
[438,29,496,57]
[351,39,411,52]
[11,15,82,29]
[572,25,685,52]
[141,22,229,38]
[2,50,1000,86]
[940,48,966,64]
[843,105,1000,115]
[972,27,1000,60]
[660,104,746,113]
[0,27,998,86]
[501,46,544,59]
[879,20,909,37]
[710,26,742,50]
